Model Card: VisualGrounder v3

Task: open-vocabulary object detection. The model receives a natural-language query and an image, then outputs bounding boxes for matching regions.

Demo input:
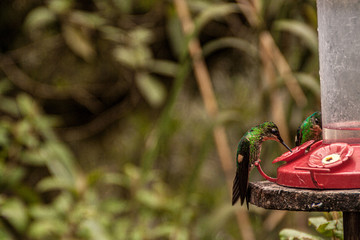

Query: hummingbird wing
[232,138,250,206]
[295,125,303,146]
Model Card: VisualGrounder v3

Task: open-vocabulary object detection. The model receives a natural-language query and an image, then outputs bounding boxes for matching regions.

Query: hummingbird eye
[271,128,278,134]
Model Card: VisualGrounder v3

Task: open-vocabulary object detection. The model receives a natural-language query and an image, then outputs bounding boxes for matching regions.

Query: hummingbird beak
[278,136,292,152]
[281,141,292,152]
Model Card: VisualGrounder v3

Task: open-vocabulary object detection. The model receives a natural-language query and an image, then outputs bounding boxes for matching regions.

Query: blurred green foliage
[0,0,322,239]
[280,214,343,240]
[0,90,203,239]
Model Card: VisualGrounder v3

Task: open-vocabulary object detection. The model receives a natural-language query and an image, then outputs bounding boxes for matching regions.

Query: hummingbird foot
[254,159,261,165]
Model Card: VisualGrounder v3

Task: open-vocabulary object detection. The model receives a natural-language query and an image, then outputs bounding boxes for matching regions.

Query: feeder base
[249,181,360,240]
[275,143,360,189]
[249,181,360,212]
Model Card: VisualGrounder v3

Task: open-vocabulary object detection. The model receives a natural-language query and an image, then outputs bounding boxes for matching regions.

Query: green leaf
[87,170,104,187]
[100,26,126,43]
[28,219,67,238]
[0,228,14,240]
[17,94,38,117]
[0,198,28,232]
[147,59,178,77]
[279,228,324,240]
[63,24,95,62]
[113,0,132,13]
[48,0,74,14]
[124,164,141,180]
[309,216,328,228]
[135,188,165,209]
[0,125,9,147]
[37,176,74,192]
[53,192,73,213]
[102,172,127,187]
[194,3,239,35]
[69,10,106,29]
[128,27,153,45]
[21,149,47,166]
[113,45,152,68]
[24,7,56,31]
[14,186,40,204]
[101,199,127,215]
[308,217,334,237]
[273,20,318,53]
[112,219,131,239]
[1,166,26,187]
[0,78,13,94]
[33,115,59,139]
[0,97,19,117]
[203,37,258,58]
[13,120,39,148]
[112,27,153,67]
[29,205,59,219]
[80,219,111,240]
[43,142,78,183]
[136,73,166,108]
[150,225,176,238]
[166,10,186,59]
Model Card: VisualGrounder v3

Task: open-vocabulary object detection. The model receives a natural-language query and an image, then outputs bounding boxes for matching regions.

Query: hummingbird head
[295,111,322,146]
[310,111,322,130]
[260,122,292,152]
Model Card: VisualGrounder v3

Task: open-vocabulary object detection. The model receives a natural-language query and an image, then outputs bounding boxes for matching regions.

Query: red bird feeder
[255,0,360,190]
[256,140,360,189]
[249,1,360,239]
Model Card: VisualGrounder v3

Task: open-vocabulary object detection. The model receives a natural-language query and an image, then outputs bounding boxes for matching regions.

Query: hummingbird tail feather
[232,169,241,205]
[232,165,248,206]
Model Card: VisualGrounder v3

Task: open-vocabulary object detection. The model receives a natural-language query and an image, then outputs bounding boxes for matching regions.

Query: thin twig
[236,0,307,108]
[59,95,139,141]
[236,0,261,27]
[259,41,290,143]
[0,54,103,113]
[259,32,307,107]
[174,1,255,239]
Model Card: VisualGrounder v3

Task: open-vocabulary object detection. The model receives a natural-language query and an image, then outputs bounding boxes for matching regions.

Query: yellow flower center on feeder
[321,153,341,165]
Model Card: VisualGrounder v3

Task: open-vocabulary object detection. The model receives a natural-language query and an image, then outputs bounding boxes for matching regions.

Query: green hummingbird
[232,121,292,207]
[295,112,322,146]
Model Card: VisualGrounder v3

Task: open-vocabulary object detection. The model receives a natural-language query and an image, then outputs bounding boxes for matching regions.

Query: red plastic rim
[272,140,314,164]
[308,143,354,168]
[309,140,323,151]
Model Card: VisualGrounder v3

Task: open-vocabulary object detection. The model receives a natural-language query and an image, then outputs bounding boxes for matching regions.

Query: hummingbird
[232,121,292,207]
[295,112,322,146]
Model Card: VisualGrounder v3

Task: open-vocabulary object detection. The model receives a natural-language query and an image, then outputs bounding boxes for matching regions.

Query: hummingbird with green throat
[295,112,322,146]
[232,121,292,207]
